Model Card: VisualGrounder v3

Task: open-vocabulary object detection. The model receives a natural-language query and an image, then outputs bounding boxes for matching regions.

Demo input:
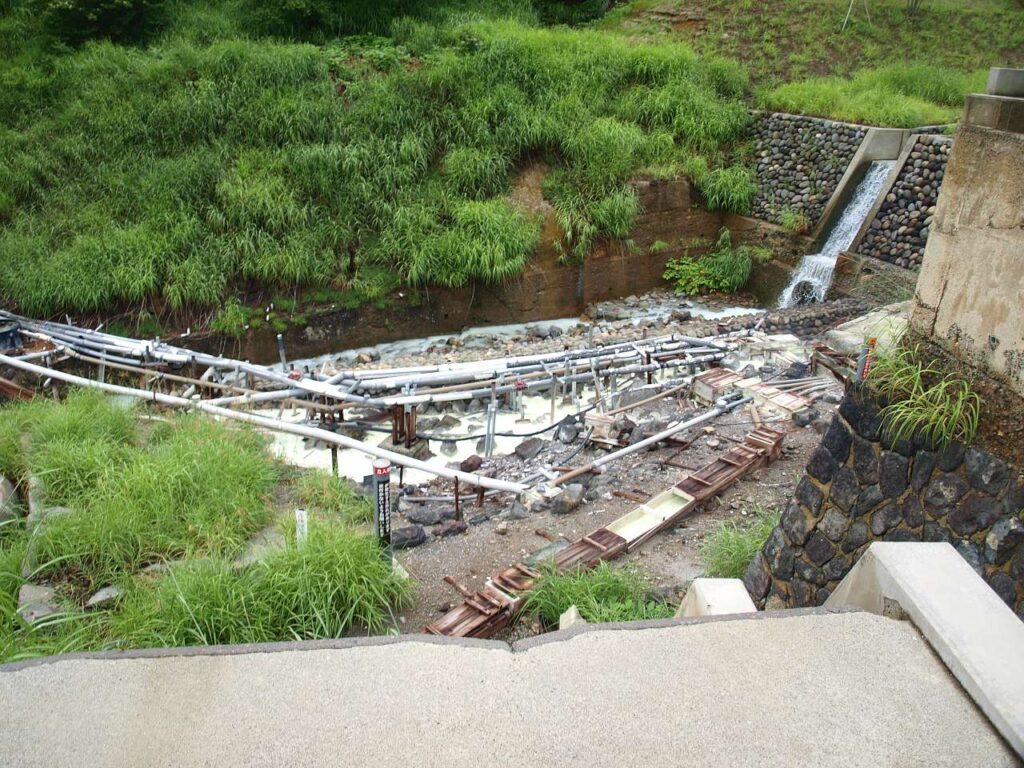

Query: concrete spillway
[778,160,895,308]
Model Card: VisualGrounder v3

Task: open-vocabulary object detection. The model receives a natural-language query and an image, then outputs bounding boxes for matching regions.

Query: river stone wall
[751,113,866,227]
[743,386,1024,619]
[855,136,951,270]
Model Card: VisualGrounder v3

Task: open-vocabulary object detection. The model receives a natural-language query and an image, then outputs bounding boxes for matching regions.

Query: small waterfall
[778,160,895,308]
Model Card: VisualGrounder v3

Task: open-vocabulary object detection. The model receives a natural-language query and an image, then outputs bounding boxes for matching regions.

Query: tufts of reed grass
[523,561,675,626]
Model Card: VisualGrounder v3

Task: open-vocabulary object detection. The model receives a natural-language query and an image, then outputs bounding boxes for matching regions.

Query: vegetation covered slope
[606,0,1023,126]
[0,0,1020,327]
[0,1,752,324]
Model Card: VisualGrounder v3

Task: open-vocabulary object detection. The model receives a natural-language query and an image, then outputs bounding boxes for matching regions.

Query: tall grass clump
[30,416,278,588]
[869,342,981,449]
[112,522,411,646]
[523,561,675,625]
[759,64,986,127]
[0,392,278,589]
[296,469,372,525]
[701,507,780,579]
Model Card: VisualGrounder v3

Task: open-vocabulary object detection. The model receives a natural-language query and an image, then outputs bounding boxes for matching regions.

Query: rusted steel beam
[424,427,785,639]
[0,375,35,401]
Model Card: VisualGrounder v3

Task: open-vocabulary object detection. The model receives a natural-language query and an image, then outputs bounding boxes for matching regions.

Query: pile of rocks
[754,298,869,338]
[856,136,951,270]
[751,113,866,226]
[745,387,1024,617]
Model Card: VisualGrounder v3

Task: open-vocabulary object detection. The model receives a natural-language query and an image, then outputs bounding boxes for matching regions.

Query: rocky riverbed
[272,288,864,636]
[315,289,869,374]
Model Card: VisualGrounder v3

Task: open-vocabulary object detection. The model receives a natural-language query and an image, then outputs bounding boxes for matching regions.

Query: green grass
[296,469,373,525]
[604,0,1021,127]
[523,561,675,625]
[612,0,1023,86]
[0,392,279,590]
[869,342,982,449]
[0,391,409,661]
[758,64,987,127]
[110,522,411,647]
[700,507,780,579]
[29,416,279,589]
[0,5,751,322]
[2,0,1018,324]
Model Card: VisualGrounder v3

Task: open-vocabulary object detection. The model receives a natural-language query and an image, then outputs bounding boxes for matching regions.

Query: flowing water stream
[778,160,895,308]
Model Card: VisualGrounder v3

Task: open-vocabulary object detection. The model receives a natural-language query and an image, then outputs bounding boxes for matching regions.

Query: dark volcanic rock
[514,438,545,461]
[392,525,427,550]
[878,451,909,498]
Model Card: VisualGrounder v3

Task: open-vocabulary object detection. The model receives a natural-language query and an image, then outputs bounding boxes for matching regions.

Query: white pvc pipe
[0,353,528,493]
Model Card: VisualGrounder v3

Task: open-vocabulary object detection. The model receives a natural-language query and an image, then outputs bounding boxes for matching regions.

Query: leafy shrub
[39,0,167,45]
[663,228,771,295]
[701,507,780,579]
[524,562,675,626]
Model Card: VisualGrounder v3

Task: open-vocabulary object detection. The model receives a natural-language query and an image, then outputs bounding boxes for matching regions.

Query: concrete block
[826,542,1024,757]
[676,578,757,619]
[558,604,586,631]
[987,68,1024,98]
[964,94,1024,134]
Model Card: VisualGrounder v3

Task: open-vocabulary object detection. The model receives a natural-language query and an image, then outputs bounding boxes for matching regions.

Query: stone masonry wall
[744,387,1024,619]
[855,136,951,270]
[751,113,866,227]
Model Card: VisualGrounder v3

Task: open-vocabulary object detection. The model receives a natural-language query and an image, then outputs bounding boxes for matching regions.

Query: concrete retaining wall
[744,387,1024,619]
[911,92,1024,397]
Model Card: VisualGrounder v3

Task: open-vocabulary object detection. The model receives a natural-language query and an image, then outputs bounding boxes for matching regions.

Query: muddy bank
[182,178,808,364]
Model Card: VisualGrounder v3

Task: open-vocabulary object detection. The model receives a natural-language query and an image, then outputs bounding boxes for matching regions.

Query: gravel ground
[392,393,833,636]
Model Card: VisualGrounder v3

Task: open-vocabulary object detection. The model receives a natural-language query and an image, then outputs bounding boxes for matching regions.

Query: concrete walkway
[0,610,1017,767]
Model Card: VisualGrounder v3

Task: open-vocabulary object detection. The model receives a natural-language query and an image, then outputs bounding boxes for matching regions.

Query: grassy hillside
[0,0,1019,328]
[0,2,753,326]
[607,0,1022,125]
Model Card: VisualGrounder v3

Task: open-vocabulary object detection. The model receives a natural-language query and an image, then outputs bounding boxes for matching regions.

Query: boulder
[436,520,468,538]
[85,585,123,610]
[17,584,59,625]
[551,484,585,515]
[0,474,18,524]
[391,525,427,550]
[514,437,545,461]
[459,454,483,474]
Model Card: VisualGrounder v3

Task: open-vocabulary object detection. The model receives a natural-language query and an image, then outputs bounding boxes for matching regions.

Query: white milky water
[778,160,895,308]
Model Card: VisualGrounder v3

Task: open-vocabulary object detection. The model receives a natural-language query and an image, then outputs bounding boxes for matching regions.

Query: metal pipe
[0,352,528,493]
[550,394,751,486]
